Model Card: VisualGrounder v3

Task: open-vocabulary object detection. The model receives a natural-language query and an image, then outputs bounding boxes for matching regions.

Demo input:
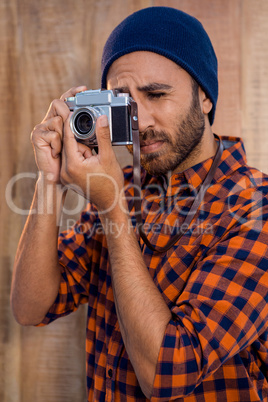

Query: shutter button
[108,368,113,378]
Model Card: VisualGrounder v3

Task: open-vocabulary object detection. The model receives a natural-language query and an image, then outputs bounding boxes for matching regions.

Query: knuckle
[33,123,43,132]
[60,86,86,101]
[54,114,62,122]
[31,124,43,140]
[60,87,75,100]
[50,131,60,141]
[50,99,68,115]
[50,98,61,108]
[101,129,111,141]
[54,115,63,127]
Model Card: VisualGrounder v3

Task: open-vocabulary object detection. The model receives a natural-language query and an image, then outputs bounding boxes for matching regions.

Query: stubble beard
[127,82,206,176]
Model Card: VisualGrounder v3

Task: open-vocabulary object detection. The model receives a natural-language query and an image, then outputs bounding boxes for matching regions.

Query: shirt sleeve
[151,200,268,400]
[37,167,135,327]
[37,203,103,326]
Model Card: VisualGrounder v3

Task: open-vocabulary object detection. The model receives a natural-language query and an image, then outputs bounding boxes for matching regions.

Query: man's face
[107,51,207,176]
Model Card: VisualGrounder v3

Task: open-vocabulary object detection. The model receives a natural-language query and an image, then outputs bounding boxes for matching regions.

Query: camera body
[65,89,137,146]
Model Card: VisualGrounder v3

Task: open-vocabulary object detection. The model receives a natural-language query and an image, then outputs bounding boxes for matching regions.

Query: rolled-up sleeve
[37,205,102,326]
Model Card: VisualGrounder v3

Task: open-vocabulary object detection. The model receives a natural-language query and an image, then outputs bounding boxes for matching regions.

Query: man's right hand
[11,85,87,326]
[31,86,87,183]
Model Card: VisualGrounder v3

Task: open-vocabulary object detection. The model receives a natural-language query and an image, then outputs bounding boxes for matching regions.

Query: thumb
[95,115,113,161]
[62,113,78,155]
[61,114,79,172]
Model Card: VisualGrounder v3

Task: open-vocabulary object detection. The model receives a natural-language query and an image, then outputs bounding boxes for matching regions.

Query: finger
[77,142,93,159]
[62,116,93,160]
[60,86,87,101]
[32,129,62,158]
[32,116,64,156]
[62,113,79,158]
[95,115,113,161]
[60,117,91,186]
[43,115,63,135]
[43,99,70,123]
[33,116,64,143]
[42,87,87,127]
[50,132,63,158]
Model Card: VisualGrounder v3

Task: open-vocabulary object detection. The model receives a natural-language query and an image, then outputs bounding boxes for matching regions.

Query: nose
[136,99,155,134]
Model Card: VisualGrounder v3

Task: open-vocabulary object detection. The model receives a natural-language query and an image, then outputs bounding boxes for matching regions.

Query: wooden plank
[241,0,268,172]
[1,1,268,401]
[153,0,242,138]
[0,1,150,401]
[0,1,22,401]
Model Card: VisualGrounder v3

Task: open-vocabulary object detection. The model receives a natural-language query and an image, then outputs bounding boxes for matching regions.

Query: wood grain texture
[154,0,242,139]
[1,1,268,401]
[241,0,268,172]
[0,1,151,401]
[0,1,21,401]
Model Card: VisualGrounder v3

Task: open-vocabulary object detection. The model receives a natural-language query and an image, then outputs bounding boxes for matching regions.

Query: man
[11,7,268,401]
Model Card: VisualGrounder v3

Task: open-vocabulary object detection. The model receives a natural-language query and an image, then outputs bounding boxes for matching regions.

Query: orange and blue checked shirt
[39,136,268,401]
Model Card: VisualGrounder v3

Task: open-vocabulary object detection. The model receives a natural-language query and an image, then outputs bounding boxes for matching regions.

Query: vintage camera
[65,89,138,146]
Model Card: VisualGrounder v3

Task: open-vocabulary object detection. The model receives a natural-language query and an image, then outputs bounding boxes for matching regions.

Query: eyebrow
[114,82,173,94]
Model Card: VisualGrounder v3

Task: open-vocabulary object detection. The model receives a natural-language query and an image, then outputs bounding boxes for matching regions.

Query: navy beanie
[101,7,218,125]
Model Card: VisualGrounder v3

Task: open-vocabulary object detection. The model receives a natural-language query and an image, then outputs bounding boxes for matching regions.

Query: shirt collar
[142,136,247,194]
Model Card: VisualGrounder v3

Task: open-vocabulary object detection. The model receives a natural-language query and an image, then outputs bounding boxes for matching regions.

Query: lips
[140,140,156,147]
[140,140,164,154]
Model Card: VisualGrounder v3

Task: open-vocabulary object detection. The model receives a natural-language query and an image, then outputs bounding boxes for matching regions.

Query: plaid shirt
[39,136,268,401]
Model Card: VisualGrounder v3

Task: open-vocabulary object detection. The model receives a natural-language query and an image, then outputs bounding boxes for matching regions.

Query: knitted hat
[101,6,218,125]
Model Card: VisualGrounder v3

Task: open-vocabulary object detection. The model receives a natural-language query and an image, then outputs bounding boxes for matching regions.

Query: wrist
[35,172,67,217]
[37,170,62,186]
[99,198,133,237]
[99,191,128,219]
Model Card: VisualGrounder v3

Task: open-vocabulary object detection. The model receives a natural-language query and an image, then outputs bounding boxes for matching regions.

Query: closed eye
[147,92,166,99]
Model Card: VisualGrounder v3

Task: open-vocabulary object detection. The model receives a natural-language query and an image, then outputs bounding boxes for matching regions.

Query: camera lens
[70,107,102,142]
[74,112,94,136]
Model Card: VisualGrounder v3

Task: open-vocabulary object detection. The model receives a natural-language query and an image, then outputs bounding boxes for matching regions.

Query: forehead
[106,51,191,88]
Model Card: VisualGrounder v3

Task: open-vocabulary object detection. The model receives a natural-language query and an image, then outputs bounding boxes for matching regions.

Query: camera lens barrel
[70,107,101,140]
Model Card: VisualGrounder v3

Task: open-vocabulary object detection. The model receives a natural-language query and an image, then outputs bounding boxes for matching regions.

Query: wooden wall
[1,0,267,400]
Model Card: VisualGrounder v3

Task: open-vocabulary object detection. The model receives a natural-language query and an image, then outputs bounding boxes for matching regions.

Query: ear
[199,87,213,115]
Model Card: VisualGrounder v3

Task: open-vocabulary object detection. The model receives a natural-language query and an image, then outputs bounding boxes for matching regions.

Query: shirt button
[108,368,113,378]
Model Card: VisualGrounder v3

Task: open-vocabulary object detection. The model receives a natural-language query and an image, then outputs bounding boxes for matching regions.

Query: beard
[127,83,206,176]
